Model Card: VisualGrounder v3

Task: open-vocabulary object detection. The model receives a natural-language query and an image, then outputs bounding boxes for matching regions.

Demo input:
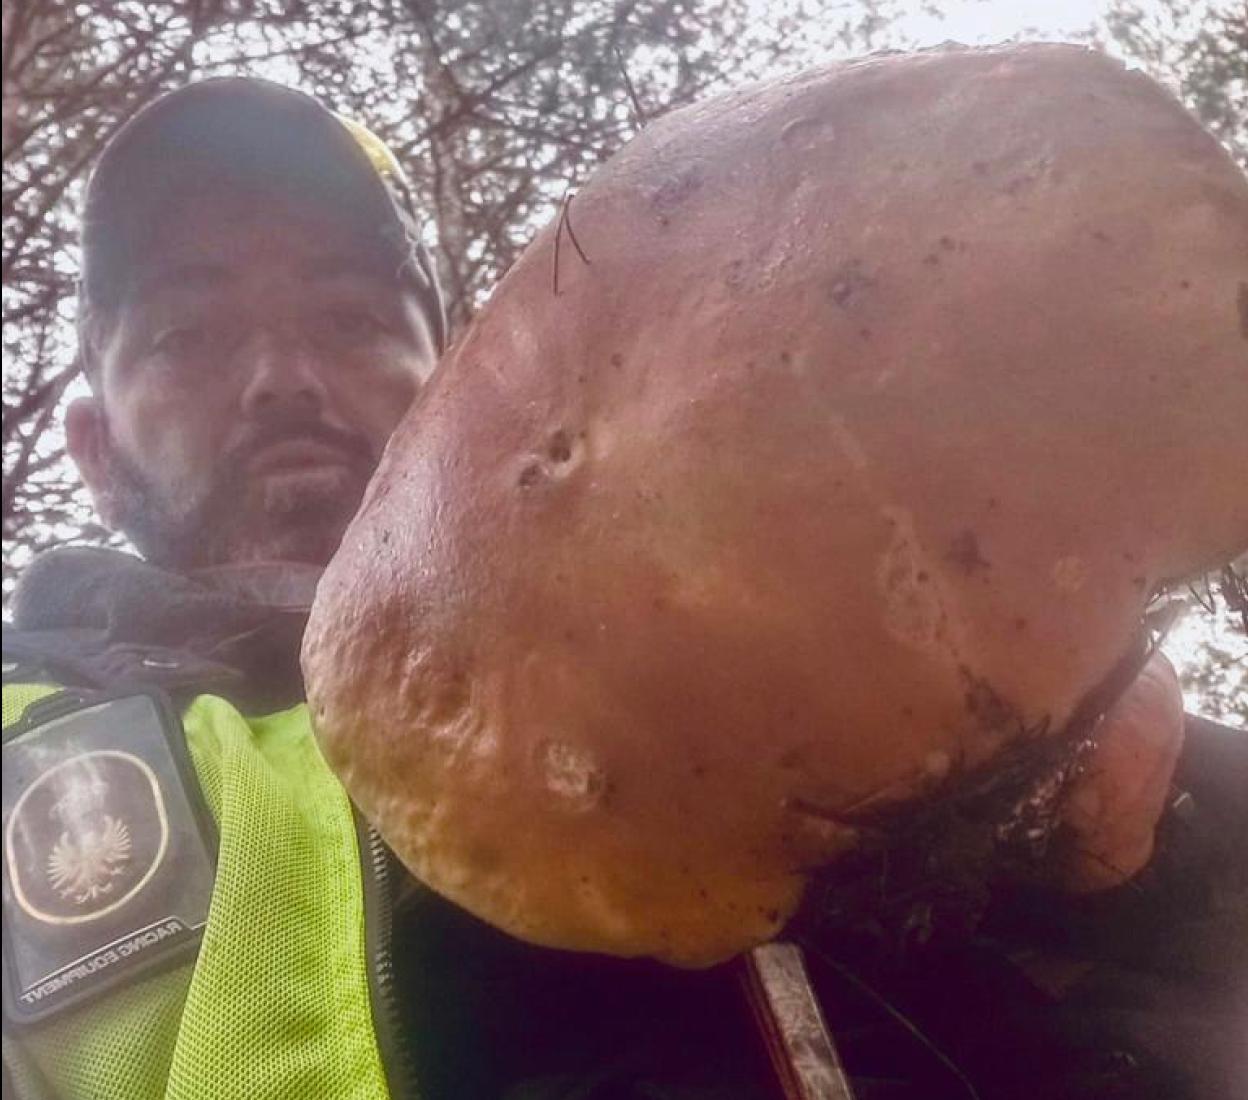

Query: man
[2,76,1244,1100]
[2,78,445,1099]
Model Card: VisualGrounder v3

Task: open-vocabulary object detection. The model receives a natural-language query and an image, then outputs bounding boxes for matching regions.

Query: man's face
[67,187,438,569]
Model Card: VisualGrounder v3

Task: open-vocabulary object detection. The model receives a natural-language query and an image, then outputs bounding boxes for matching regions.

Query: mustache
[224,418,377,476]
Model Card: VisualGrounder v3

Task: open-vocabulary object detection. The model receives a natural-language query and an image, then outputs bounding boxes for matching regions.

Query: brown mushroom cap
[304,43,1248,967]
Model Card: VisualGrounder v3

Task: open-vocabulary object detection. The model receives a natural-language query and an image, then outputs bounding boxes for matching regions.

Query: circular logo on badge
[4,751,169,925]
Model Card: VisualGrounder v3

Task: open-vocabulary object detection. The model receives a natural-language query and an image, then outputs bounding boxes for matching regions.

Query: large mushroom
[304,44,1248,967]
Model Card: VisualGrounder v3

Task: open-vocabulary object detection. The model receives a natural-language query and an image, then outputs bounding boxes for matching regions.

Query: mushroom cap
[304,44,1248,966]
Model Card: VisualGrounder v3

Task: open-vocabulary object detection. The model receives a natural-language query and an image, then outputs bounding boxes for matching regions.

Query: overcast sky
[893,0,1115,44]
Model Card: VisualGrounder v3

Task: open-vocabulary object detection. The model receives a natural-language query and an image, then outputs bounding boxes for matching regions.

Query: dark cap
[79,77,446,351]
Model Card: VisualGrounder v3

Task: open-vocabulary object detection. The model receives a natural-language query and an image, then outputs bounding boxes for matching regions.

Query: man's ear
[65,396,120,529]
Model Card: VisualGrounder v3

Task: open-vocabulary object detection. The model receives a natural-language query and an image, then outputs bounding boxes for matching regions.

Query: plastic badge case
[2,690,217,1026]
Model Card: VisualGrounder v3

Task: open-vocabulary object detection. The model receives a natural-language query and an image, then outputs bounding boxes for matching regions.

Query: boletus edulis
[304,44,1248,966]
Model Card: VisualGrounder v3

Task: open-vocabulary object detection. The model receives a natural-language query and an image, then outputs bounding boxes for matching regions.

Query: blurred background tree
[3,0,1244,720]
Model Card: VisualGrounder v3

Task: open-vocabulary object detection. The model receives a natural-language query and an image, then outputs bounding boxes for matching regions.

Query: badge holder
[3,689,217,1027]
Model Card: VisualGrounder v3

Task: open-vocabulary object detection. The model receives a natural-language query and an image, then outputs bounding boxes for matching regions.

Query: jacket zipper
[356,810,420,1100]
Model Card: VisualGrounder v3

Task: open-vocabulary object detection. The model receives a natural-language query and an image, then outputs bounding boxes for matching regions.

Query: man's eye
[318,305,385,343]
[150,325,207,360]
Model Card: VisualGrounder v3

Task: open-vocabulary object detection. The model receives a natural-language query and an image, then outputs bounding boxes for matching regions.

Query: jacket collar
[10,547,315,712]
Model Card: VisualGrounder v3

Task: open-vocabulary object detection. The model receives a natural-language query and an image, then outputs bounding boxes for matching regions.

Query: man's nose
[238,329,329,419]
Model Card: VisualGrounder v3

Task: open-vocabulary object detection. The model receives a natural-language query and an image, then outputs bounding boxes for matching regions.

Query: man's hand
[1057,650,1186,892]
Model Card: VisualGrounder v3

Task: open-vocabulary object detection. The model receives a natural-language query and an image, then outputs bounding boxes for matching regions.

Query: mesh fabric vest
[2,679,393,1100]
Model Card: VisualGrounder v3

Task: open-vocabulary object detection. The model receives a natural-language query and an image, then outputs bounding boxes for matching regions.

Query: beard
[107,421,379,570]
